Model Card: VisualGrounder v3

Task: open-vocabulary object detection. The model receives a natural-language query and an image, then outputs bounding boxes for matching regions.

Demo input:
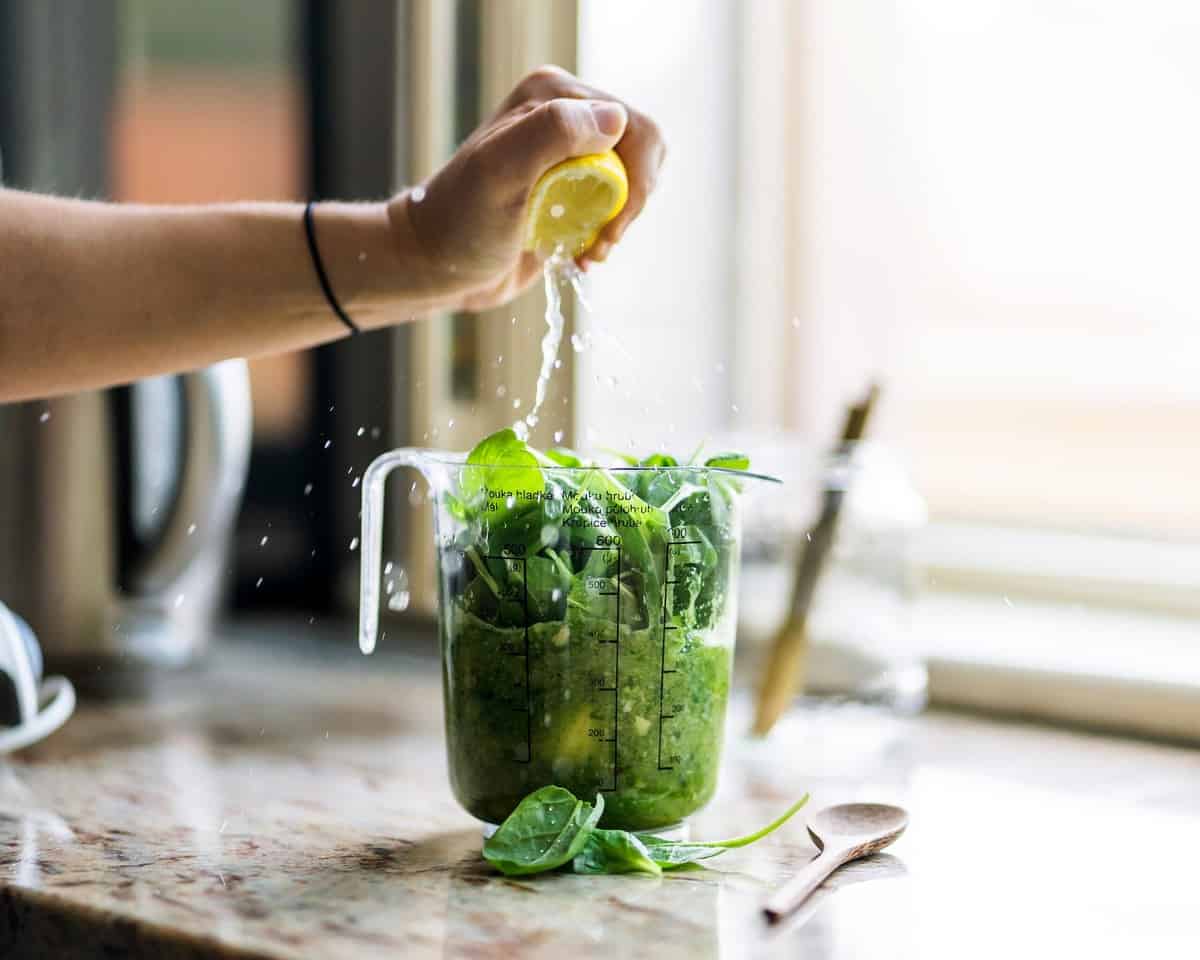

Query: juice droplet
[386,567,410,612]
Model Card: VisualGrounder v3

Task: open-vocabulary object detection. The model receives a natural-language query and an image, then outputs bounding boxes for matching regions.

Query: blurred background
[1,0,1198,737]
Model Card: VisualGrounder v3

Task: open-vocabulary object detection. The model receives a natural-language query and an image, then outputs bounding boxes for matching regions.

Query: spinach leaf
[482,786,605,876]
[637,793,810,869]
[636,839,726,869]
[704,452,750,471]
[462,428,545,505]
[545,447,585,468]
[573,829,663,876]
[481,786,806,877]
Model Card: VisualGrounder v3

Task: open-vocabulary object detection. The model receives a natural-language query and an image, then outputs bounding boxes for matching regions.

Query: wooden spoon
[763,802,909,924]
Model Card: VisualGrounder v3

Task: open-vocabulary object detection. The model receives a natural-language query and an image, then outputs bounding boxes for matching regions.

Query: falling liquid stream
[513,248,578,442]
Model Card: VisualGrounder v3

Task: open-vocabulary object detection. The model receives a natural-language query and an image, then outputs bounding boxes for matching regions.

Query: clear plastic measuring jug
[359,444,778,831]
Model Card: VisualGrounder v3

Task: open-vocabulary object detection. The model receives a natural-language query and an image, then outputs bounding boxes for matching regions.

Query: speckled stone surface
[0,622,1197,959]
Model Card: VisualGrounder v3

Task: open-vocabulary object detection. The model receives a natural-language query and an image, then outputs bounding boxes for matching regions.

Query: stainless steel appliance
[0,362,252,690]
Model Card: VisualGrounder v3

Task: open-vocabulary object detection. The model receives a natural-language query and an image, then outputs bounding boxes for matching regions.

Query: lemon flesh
[523,150,629,257]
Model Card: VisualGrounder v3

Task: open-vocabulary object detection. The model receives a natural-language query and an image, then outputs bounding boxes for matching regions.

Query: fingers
[504,66,667,251]
[484,97,628,190]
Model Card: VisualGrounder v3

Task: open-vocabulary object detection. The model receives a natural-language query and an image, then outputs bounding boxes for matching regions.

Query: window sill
[918,590,1200,744]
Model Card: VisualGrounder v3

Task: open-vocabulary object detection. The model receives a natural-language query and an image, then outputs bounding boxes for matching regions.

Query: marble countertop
[1,621,1198,959]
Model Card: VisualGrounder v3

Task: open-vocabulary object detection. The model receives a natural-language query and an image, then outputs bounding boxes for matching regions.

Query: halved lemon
[523,150,628,256]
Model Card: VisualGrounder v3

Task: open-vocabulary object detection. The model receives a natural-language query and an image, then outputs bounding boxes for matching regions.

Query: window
[568,1,1200,737]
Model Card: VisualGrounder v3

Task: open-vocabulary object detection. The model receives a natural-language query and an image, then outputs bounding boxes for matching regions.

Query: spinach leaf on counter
[482,786,604,876]
[481,786,808,877]
[638,793,811,869]
[573,829,663,876]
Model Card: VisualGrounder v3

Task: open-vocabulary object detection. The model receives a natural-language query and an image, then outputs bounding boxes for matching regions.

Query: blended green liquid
[442,605,733,831]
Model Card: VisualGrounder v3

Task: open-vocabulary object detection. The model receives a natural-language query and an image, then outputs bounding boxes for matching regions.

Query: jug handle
[128,360,253,595]
[359,448,430,654]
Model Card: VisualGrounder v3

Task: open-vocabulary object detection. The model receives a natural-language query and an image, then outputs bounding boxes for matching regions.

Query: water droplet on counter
[324,440,332,449]
[349,538,359,552]
[356,426,365,437]
[351,476,360,488]
[259,536,269,547]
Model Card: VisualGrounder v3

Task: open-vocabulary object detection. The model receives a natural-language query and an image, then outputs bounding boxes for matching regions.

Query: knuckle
[534,63,570,81]
[524,63,570,90]
[541,98,580,142]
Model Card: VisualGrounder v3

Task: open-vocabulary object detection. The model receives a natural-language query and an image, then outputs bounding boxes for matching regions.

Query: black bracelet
[302,201,359,336]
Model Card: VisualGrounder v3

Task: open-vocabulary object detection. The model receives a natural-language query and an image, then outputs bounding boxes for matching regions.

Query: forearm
[0,189,446,402]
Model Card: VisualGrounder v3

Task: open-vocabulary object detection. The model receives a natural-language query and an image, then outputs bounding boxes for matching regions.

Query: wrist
[308,198,462,331]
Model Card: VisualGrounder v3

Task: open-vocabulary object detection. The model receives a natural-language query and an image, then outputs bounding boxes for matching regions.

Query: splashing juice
[513,248,594,442]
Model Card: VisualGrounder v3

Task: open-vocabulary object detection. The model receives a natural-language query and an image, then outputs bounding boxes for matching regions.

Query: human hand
[387,65,665,313]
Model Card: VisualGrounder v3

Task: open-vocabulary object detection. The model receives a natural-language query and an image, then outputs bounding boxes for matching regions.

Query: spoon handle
[763,848,843,923]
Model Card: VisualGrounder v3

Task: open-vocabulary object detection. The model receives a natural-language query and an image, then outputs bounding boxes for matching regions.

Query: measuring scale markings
[571,541,623,793]
[659,529,702,771]
[481,529,702,791]
[483,550,532,764]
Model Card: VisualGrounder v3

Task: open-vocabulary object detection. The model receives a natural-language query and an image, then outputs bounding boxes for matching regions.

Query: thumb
[491,97,627,187]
